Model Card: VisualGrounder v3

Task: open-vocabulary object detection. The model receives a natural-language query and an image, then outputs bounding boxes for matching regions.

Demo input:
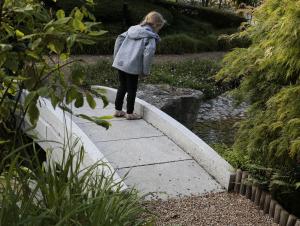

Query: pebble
[143,192,277,226]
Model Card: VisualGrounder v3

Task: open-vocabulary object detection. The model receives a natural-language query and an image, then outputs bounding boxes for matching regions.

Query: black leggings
[115,70,139,114]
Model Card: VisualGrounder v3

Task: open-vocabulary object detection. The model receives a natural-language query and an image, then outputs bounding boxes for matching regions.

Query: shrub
[55,0,124,22]
[217,32,252,50]
[216,0,300,217]
[157,34,198,54]
[72,59,119,88]
[0,142,148,225]
[127,0,174,25]
[72,36,116,55]
[157,34,218,54]
[156,0,246,28]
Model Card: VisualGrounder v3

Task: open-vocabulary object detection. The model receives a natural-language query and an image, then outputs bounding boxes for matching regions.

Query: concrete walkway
[70,98,224,200]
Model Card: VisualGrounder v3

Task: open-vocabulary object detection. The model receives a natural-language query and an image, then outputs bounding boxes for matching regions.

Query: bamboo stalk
[251,185,257,202]
[239,171,249,195]
[234,169,243,193]
[269,199,278,218]
[254,187,262,206]
[259,191,266,210]
[286,215,297,226]
[274,204,282,224]
[263,193,271,214]
[245,183,252,199]
[279,209,289,226]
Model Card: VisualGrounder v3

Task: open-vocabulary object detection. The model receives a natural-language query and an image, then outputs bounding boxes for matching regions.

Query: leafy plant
[216,0,300,216]
[0,140,149,225]
[0,0,109,163]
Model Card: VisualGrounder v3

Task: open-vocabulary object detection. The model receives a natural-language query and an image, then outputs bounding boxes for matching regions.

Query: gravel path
[144,192,277,226]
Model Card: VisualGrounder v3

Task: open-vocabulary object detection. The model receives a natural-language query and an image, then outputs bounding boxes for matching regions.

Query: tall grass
[0,140,149,226]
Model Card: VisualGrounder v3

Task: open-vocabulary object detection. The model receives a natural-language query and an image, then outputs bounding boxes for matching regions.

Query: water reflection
[191,118,242,146]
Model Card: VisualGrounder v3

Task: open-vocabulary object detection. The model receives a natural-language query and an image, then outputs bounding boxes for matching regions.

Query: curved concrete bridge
[28,86,234,200]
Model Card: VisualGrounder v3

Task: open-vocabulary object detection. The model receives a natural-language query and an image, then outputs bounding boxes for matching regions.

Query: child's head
[140,11,166,33]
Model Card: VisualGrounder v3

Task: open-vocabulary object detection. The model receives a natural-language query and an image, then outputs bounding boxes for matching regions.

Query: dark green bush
[156,1,246,28]
[217,32,252,50]
[92,0,124,22]
[72,60,119,88]
[72,36,116,55]
[162,11,214,36]
[157,34,217,54]
[157,34,198,54]
[127,0,174,25]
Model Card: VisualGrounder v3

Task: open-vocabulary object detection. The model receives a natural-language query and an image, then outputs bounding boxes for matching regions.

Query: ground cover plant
[216,0,300,216]
[72,58,226,99]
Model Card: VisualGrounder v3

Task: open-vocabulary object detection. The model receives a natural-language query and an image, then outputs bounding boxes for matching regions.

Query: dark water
[191,118,241,146]
[162,98,242,146]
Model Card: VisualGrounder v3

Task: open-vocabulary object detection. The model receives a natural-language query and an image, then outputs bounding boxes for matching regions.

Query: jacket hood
[127,25,160,41]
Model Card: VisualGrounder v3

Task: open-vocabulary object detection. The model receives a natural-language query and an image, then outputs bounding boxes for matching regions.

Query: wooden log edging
[230,169,300,226]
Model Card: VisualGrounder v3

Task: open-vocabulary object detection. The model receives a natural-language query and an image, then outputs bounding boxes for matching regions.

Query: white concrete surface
[118,160,224,200]
[92,86,235,190]
[79,119,162,142]
[70,100,225,199]
[24,95,126,189]
[95,136,192,168]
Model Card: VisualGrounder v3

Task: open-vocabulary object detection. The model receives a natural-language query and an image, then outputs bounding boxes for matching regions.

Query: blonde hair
[140,11,166,30]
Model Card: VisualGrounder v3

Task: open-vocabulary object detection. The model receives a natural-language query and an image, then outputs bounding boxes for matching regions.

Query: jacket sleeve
[143,38,156,76]
[113,32,127,59]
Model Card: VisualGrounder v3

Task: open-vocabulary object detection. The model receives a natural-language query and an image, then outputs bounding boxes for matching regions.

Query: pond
[191,118,241,146]
[162,92,247,146]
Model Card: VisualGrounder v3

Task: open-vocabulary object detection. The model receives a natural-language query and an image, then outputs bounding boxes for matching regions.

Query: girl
[112,11,166,120]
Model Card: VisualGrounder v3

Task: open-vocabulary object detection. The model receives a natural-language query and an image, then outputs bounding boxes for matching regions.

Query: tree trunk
[219,0,222,8]
[205,0,210,7]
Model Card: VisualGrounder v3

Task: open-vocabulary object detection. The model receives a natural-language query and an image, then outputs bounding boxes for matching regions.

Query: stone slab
[69,104,124,124]
[79,119,163,142]
[92,86,234,190]
[96,136,192,168]
[69,97,110,109]
[118,160,224,200]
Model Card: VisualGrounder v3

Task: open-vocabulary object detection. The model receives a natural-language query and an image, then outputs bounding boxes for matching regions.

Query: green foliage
[217,30,252,50]
[54,0,241,55]
[156,0,246,28]
[72,58,223,99]
[148,59,222,99]
[0,141,148,225]
[72,36,116,54]
[157,34,218,54]
[216,0,300,216]
[0,0,109,161]
[212,143,251,169]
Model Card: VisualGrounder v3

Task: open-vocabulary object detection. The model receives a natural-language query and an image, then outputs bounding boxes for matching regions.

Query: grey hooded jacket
[112,25,159,76]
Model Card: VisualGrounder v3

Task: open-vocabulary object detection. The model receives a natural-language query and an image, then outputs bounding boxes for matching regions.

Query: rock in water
[137,84,203,127]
